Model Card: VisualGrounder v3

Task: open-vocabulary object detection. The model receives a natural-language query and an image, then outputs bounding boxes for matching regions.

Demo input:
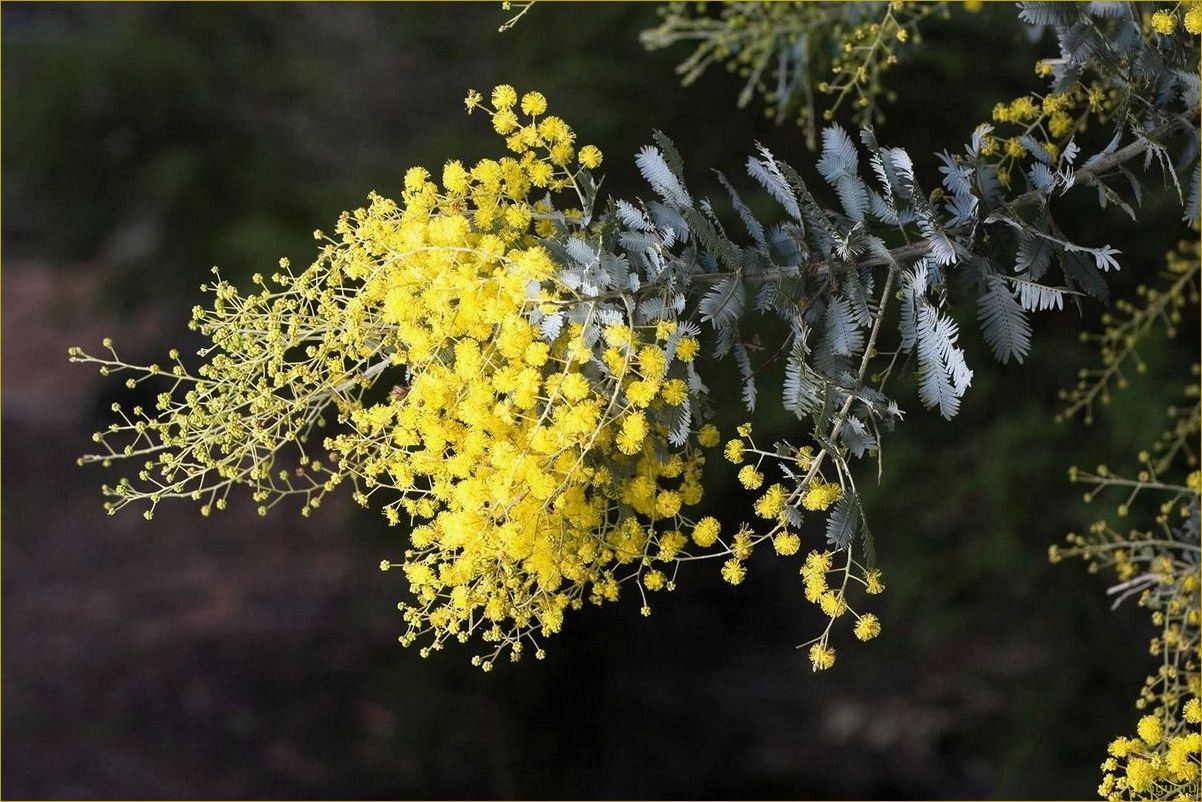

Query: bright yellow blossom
[754,484,788,518]
[578,144,603,169]
[1137,713,1162,745]
[697,424,720,447]
[737,464,764,489]
[772,532,801,555]
[692,516,721,548]
[675,336,700,362]
[520,91,547,116]
[1184,698,1201,724]
[808,643,836,671]
[1151,9,1177,34]
[1186,7,1202,34]
[802,480,842,511]
[721,558,746,585]
[865,569,886,594]
[492,84,518,109]
[854,613,881,641]
[76,85,720,668]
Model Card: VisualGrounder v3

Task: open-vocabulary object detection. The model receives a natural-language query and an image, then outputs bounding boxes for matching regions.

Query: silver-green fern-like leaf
[1010,275,1068,312]
[733,341,757,413]
[746,147,802,221]
[840,415,878,458]
[783,336,824,419]
[635,145,692,207]
[716,170,769,249]
[817,123,869,222]
[825,493,861,549]
[822,295,865,357]
[915,301,972,419]
[977,273,1033,364]
[1015,230,1055,280]
[698,276,746,330]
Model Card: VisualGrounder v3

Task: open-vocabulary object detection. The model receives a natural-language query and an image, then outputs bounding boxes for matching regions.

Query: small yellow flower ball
[1151,9,1177,34]
[520,91,547,116]
[854,613,882,641]
[673,337,699,363]
[801,480,841,512]
[1183,698,1201,723]
[578,144,603,169]
[1185,7,1202,34]
[865,569,886,595]
[721,558,746,585]
[491,84,518,109]
[772,532,801,556]
[808,643,836,671]
[1137,714,1162,745]
[692,517,721,548]
[643,570,667,592]
[738,464,764,490]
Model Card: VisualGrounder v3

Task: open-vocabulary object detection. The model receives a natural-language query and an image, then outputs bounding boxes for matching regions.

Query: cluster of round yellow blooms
[723,424,841,515]
[73,85,728,669]
[1152,3,1202,36]
[1099,700,1201,798]
[1189,5,1202,34]
[1152,9,1179,34]
[983,80,1116,186]
[981,3,1202,189]
[305,88,729,668]
[721,423,885,671]
[71,82,891,672]
[799,549,885,671]
[1055,403,1200,798]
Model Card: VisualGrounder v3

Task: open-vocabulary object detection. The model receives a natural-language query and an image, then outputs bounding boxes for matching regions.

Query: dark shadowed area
[2,3,1194,799]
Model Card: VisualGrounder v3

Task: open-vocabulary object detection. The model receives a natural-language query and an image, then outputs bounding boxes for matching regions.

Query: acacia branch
[695,108,1199,285]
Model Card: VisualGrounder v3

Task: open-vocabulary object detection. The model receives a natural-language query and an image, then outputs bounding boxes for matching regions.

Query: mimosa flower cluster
[1101,701,1201,798]
[722,423,885,672]
[73,86,887,669]
[1053,359,1201,798]
[979,3,1202,188]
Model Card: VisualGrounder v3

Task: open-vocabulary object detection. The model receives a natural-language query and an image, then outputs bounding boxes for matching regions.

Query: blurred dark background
[2,3,1195,798]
